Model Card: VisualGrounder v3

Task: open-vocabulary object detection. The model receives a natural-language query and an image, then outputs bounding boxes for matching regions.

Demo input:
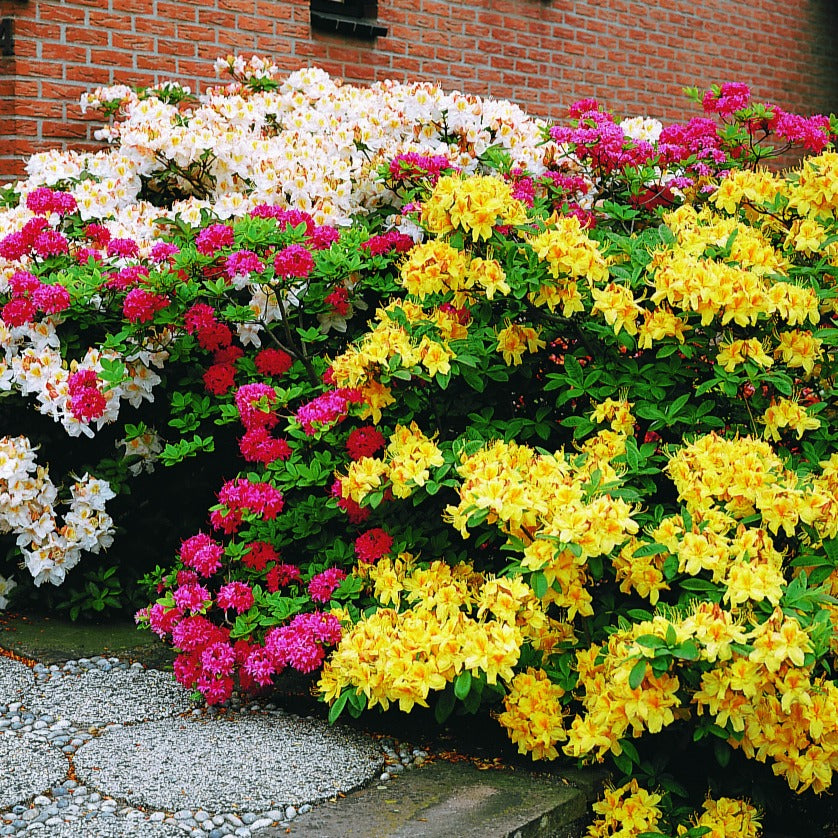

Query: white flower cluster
[0,316,162,439]
[17,59,552,230]
[0,436,115,588]
[618,116,664,144]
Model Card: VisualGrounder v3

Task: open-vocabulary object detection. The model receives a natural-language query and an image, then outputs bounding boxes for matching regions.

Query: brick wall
[2,0,837,180]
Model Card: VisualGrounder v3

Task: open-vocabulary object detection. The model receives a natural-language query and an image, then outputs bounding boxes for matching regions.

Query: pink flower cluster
[195,223,235,255]
[25,187,77,216]
[107,237,140,259]
[225,249,264,280]
[307,567,347,602]
[389,152,453,182]
[250,206,339,250]
[104,265,149,291]
[273,243,315,279]
[210,478,284,533]
[702,82,752,117]
[122,287,170,323]
[179,532,225,576]
[264,611,343,673]
[295,387,362,435]
[1,270,71,326]
[550,104,657,171]
[0,217,70,261]
[67,369,107,421]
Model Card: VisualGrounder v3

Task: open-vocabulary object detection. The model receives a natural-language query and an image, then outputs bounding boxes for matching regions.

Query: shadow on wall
[810,0,838,112]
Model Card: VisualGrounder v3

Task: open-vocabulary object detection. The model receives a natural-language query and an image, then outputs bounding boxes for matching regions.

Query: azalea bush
[2,59,838,834]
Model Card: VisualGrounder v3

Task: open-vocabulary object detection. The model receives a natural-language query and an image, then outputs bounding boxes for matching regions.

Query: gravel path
[0,653,392,838]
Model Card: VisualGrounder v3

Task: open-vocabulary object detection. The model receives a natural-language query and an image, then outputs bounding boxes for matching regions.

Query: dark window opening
[310,0,387,39]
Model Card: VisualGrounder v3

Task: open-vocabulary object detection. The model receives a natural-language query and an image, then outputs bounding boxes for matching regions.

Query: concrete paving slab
[270,760,589,838]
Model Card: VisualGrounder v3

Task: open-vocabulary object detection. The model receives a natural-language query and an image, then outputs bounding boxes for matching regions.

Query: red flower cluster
[346,426,386,460]
[241,540,278,571]
[324,286,350,315]
[266,562,302,592]
[360,229,415,256]
[354,528,393,563]
[254,347,293,377]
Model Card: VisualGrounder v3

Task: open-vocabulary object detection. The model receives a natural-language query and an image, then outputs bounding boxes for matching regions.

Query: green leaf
[628,659,647,690]
[531,570,548,599]
[328,690,351,724]
[454,670,473,700]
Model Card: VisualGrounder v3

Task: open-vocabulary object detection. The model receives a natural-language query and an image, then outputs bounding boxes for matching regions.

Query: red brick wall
[2,0,837,180]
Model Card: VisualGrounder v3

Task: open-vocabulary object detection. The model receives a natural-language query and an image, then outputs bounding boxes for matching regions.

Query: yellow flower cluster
[318,559,541,712]
[665,434,837,540]
[338,421,444,503]
[693,608,838,794]
[446,438,639,620]
[528,216,610,283]
[330,301,465,420]
[587,779,663,838]
[566,618,684,759]
[761,396,821,441]
[495,323,546,365]
[715,337,773,372]
[636,305,691,349]
[590,282,643,337]
[680,798,762,838]
[649,204,830,329]
[786,150,838,221]
[497,667,567,760]
[590,398,635,434]
[710,167,786,217]
[774,329,823,375]
[399,239,470,299]
[421,173,528,241]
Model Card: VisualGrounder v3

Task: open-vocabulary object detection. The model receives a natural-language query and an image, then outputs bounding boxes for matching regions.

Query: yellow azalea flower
[339,456,389,503]
[765,281,820,326]
[528,217,610,282]
[773,329,823,375]
[495,323,545,365]
[637,305,691,349]
[468,256,510,300]
[400,239,469,298]
[590,398,635,434]
[529,278,585,317]
[417,335,454,377]
[715,337,773,372]
[587,780,663,838]
[786,150,838,220]
[679,797,762,838]
[761,397,821,441]
[589,282,642,336]
[498,668,567,760]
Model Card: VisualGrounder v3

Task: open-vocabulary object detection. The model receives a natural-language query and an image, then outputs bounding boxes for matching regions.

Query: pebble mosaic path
[0,653,386,837]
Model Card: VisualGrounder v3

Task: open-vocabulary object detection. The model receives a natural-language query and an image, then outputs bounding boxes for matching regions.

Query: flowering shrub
[2,58,838,833]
